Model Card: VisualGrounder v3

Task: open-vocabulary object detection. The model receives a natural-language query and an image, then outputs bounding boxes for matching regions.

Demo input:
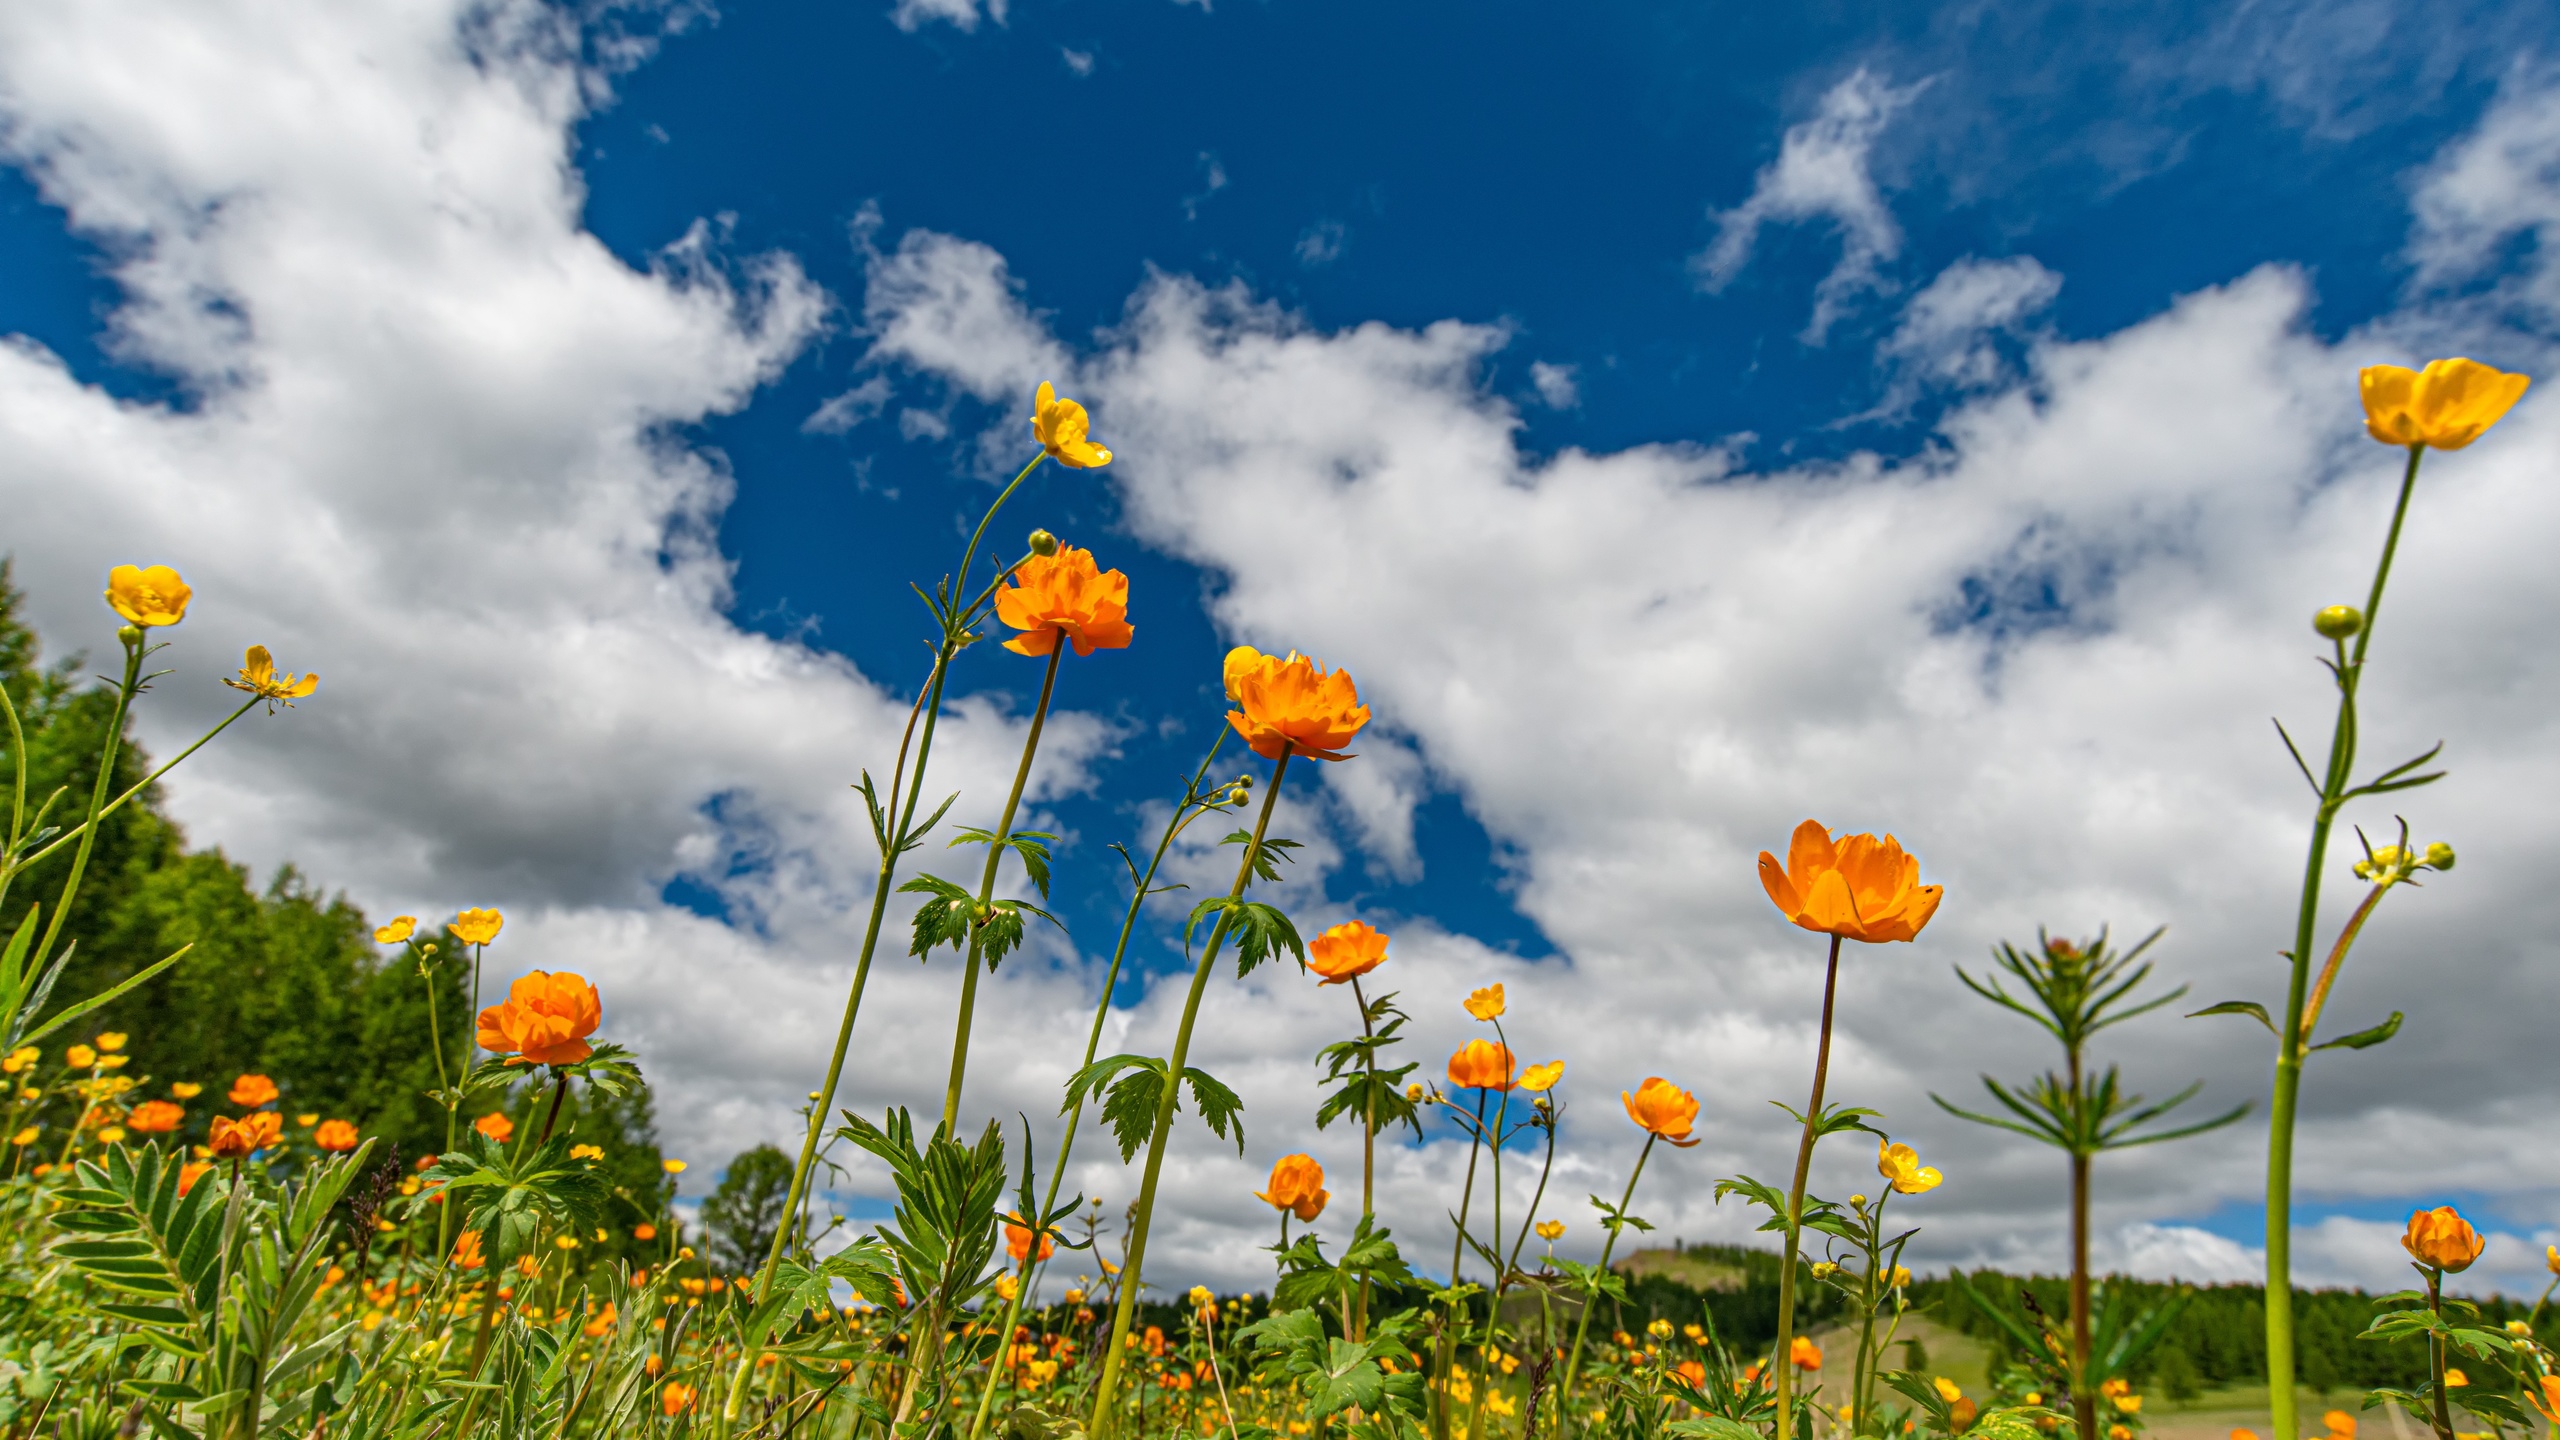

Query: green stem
[1088,747,1296,1438]
[1353,973,1379,1344]
[2427,1269,2455,1440]
[960,735,1234,1440]
[27,631,142,977]
[1773,932,1846,1440]
[943,637,1069,1134]
[1560,1133,1659,1417]
[9,693,260,879]
[2267,443,2426,1440]
[1434,1088,1493,1440]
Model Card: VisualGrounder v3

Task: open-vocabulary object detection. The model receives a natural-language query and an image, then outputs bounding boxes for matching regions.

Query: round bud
[116,625,144,647]
[2313,605,2363,640]
[422,943,439,954]
[807,1091,823,1102]
[2424,841,2456,871]
[1026,529,1060,557]
[1226,788,1249,807]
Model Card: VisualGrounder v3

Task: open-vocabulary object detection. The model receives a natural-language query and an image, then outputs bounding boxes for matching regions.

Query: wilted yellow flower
[1810,1261,1839,1278]
[1517,1060,1565,1093]
[375,916,417,944]
[2402,1205,2485,1272]
[95,1033,127,1053]
[1878,1138,1943,1195]
[105,565,191,628]
[2360,359,2530,450]
[1031,382,1112,468]
[1536,1219,1564,1241]
[451,908,504,945]
[223,646,318,707]
[65,1044,97,1069]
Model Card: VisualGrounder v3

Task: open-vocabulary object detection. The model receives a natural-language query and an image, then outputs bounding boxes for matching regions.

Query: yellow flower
[451,908,504,946]
[1517,1060,1565,1093]
[8,1127,35,1146]
[1621,1076,1701,1147]
[95,1033,127,1053]
[97,1126,127,1144]
[0,1046,36,1074]
[1934,1378,1963,1403]
[2549,1243,2560,1276]
[170,1082,203,1099]
[375,916,417,945]
[571,1143,606,1161]
[2360,359,2530,450]
[1030,382,1113,468]
[297,1112,320,1127]
[1223,647,1370,761]
[1891,1265,1912,1287]
[65,1044,97,1069]
[1878,1137,1943,1195]
[663,1158,687,1174]
[223,646,318,707]
[96,1055,128,1071]
[996,1273,1019,1301]
[2402,1205,2485,1273]
[2443,1369,2468,1389]
[105,564,192,627]
[2114,1395,2143,1414]
[1535,1219,1564,1241]
[1463,984,1505,1020]
[1758,819,1943,944]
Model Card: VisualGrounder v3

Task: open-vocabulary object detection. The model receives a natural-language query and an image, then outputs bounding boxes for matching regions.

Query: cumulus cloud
[1529,360,1580,409]
[2408,66,2560,322]
[889,0,1005,34]
[1693,68,1931,342]
[1850,255,2063,422]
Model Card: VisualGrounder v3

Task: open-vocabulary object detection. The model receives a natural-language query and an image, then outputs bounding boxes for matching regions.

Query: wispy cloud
[1182,151,1228,221]
[1295,219,1347,267]
[1692,68,1932,343]
[1845,255,2061,423]
[888,0,1004,32]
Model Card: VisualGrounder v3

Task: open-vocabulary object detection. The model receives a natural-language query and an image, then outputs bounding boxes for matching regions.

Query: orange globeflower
[452,1229,487,1269]
[1223,648,1370,761]
[1006,1220,1057,1265]
[1518,1060,1565,1093]
[1031,382,1113,468]
[1257,1154,1329,1222]
[451,908,503,945]
[477,970,603,1066]
[127,1100,184,1134]
[475,1111,515,1144]
[176,1160,213,1196]
[1446,1039,1516,1091]
[104,565,191,627]
[2360,359,2530,450]
[229,1074,280,1108]
[1622,1077,1701,1147]
[634,1223,659,1241]
[2527,1375,2560,1425]
[208,1111,282,1159]
[1308,921,1389,985]
[314,1119,361,1153]
[1790,1336,1823,1370]
[2402,1205,2485,1272]
[995,546,1134,657]
[1757,820,1943,944]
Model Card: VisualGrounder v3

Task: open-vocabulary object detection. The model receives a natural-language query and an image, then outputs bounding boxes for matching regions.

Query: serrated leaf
[1184,1067,1246,1153]
[1100,1068,1167,1163]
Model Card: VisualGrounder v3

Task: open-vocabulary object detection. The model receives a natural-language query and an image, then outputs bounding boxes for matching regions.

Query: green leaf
[17,941,193,1049]
[2311,1011,2403,1052]
[900,873,976,958]
[2188,1000,2277,1034]
[1221,831,1303,885]
[1100,1067,1168,1162]
[1184,1067,1246,1153]
[1668,1419,1765,1440]
[1181,897,1304,977]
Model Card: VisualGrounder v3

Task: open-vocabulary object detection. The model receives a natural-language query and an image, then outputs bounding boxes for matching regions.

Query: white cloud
[1693,68,1932,342]
[1061,47,1096,77]
[1183,152,1229,221]
[1851,255,2062,422]
[2409,66,2560,321]
[1296,219,1347,268]
[1529,360,1580,409]
[889,0,1005,34]
[805,374,894,433]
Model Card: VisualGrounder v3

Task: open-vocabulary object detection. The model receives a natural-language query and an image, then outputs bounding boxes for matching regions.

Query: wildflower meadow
[0,362,2549,1440]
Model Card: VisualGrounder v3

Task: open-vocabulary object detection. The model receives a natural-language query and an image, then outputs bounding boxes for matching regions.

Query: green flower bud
[2314,605,2363,640]
[1027,529,1060,557]
[2424,841,2456,871]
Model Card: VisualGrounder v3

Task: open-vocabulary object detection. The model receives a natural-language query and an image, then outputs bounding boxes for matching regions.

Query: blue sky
[5,0,2560,1294]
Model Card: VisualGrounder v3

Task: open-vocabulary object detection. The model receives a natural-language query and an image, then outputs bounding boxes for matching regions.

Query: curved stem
[12,695,261,878]
[2267,443,2426,1440]
[28,632,142,975]
[943,638,1069,1134]
[1560,1133,1659,1415]
[1774,933,1846,1440]
[1088,748,1295,1438]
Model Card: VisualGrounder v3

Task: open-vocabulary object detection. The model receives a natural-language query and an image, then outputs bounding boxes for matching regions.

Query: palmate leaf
[420,1131,607,1268]
[902,873,975,958]
[1186,897,1304,977]
[950,828,1058,900]
[1313,1066,1422,1138]
[1062,1055,1244,1158]
[1220,830,1303,884]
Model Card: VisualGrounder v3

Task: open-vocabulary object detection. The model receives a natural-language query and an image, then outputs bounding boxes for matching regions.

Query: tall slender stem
[1088,748,1295,1437]
[1434,1088,1493,1440]
[1559,1133,1659,1416]
[1352,974,1379,1343]
[2267,444,2426,1440]
[2070,1150,2094,1440]
[1774,933,1847,1440]
[28,631,141,976]
[943,638,1068,1134]
[2427,1270,2455,1440]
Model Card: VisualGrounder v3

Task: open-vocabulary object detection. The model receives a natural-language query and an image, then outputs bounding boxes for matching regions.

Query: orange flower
[1621,1077,1701,1147]
[635,1223,659,1241]
[228,1074,280,1108]
[1308,921,1389,985]
[1757,820,1943,944]
[584,1302,619,1338]
[1463,984,1505,1020]
[1791,1335,1823,1369]
[995,546,1134,657]
[1256,1154,1329,1222]
[1007,1220,1057,1265]
[1446,1039,1516,1091]
[1031,382,1113,468]
[1223,648,1370,761]
[2402,1205,2484,1272]
[2360,359,2530,450]
[127,1100,184,1134]
[662,1382,698,1417]
[1674,1360,1707,1391]
[2526,1375,2560,1425]
[104,564,191,627]
[452,1229,487,1269]
[476,970,603,1066]
[208,1111,282,1159]
[1518,1060,1565,1093]
[176,1160,213,1196]
[314,1119,361,1153]
[451,908,504,946]
[475,1111,515,1144]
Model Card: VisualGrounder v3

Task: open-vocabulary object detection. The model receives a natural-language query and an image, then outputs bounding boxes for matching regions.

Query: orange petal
[1757,852,1803,920]
[1784,820,1835,900]
[1799,869,1863,935]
